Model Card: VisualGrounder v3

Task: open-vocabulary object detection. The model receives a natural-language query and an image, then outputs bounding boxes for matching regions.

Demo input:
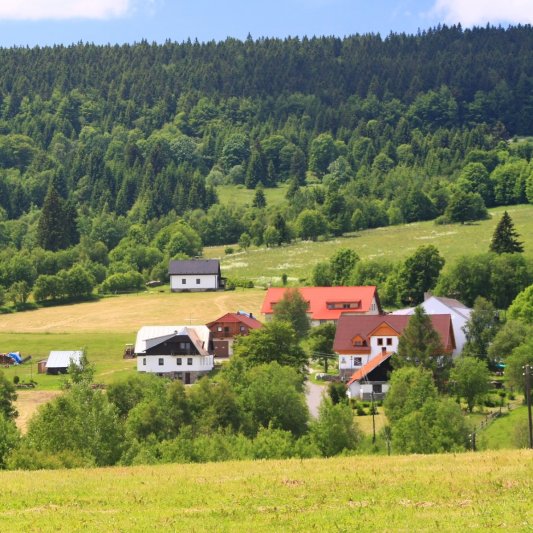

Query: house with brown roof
[334,314,455,400]
[206,311,263,357]
[261,286,381,327]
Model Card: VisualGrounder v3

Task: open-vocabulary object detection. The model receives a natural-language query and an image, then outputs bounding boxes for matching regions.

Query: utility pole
[524,364,533,449]
[371,390,376,444]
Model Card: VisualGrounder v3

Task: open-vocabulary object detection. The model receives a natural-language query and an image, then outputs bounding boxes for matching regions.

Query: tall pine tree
[490,211,524,254]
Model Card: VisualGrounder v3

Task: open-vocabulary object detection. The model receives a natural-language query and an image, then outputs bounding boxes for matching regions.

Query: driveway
[306,380,326,418]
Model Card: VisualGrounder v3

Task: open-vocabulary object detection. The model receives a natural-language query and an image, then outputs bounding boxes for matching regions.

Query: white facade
[338,334,399,373]
[347,381,390,400]
[391,296,470,356]
[170,273,219,291]
[137,354,214,373]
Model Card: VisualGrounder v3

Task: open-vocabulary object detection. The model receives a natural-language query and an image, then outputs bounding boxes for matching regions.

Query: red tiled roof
[347,351,392,386]
[334,314,455,352]
[261,286,379,320]
[206,312,263,330]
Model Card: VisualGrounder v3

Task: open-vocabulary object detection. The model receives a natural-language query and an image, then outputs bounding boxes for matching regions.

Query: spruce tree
[252,183,266,208]
[37,186,67,251]
[490,211,524,254]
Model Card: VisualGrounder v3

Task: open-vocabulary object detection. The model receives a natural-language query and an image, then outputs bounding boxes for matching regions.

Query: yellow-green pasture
[0,450,530,531]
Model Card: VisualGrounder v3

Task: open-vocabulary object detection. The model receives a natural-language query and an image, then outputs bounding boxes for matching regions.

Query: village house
[391,293,471,356]
[168,259,225,292]
[45,350,84,375]
[334,314,455,400]
[206,311,263,357]
[261,286,381,326]
[135,325,214,384]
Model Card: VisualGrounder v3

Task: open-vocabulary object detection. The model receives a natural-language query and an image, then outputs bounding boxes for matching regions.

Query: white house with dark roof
[168,259,224,292]
[135,325,214,384]
[391,294,472,356]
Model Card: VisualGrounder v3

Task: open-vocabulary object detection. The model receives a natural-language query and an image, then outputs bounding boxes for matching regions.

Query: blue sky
[0,0,532,47]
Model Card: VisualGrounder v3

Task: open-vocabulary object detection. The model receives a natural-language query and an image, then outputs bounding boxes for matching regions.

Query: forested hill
[1,26,533,304]
[1,25,533,134]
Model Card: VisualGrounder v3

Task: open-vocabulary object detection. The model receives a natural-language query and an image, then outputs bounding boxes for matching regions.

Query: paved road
[306,381,326,418]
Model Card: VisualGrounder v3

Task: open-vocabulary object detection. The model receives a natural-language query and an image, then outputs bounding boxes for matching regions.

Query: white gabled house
[391,294,471,356]
[135,325,214,384]
[334,314,456,400]
[168,259,224,292]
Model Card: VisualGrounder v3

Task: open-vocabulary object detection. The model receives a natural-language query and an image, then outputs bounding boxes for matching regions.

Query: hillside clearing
[206,205,533,283]
[0,450,530,531]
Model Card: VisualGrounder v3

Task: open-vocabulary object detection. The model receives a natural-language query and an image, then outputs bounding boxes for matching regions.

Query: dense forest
[1,25,533,303]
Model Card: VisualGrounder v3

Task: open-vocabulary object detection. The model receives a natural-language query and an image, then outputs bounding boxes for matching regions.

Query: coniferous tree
[37,186,76,251]
[394,306,450,388]
[252,183,266,208]
[489,211,524,254]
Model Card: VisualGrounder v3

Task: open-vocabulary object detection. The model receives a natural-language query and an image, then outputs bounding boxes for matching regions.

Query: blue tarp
[7,352,22,364]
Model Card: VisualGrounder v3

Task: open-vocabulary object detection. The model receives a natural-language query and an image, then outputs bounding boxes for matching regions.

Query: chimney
[423,291,432,301]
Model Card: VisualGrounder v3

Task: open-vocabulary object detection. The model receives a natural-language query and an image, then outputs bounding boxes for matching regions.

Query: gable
[368,323,401,338]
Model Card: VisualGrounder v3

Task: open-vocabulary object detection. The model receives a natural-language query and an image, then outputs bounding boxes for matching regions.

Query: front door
[185,372,191,385]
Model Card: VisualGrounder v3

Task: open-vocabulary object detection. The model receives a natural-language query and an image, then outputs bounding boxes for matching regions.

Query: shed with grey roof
[45,350,84,375]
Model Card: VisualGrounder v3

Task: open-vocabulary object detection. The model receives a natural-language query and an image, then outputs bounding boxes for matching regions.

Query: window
[179,342,189,350]
[176,358,182,365]
[377,338,383,346]
[240,325,246,332]
[177,372,183,380]
[217,326,223,332]
[142,358,146,366]
[187,358,193,366]
[224,327,230,334]
[181,278,186,285]
[196,278,200,284]
[373,384,382,393]
[386,338,393,346]
[158,358,164,366]
[353,357,362,366]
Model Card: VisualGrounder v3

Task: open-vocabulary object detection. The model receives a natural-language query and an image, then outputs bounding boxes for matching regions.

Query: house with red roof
[334,314,455,400]
[206,311,263,357]
[261,286,381,327]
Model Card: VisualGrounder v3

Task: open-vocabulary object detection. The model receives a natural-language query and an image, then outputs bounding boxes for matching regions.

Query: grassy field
[0,450,530,531]
[206,204,533,284]
[478,406,529,450]
[216,183,290,207]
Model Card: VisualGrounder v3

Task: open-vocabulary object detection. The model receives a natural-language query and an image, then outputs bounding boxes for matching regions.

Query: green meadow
[206,204,533,284]
[0,450,530,531]
[216,183,290,207]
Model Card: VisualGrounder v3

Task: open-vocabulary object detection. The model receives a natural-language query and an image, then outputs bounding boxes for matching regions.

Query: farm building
[391,293,472,356]
[168,259,225,292]
[206,311,263,357]
[135,325,214,383]
[261,286,381,327]
[45,350,84,375]
[334,314,455,400]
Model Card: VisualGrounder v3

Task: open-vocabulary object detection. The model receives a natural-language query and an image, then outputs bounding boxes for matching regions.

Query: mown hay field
[207,205,533,284]
[0,450,531,531]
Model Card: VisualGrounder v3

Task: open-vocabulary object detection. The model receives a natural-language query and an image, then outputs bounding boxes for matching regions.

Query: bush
[101,271,145,293]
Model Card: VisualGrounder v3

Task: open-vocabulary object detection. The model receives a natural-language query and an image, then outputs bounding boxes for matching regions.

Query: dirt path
[15,390,62,433]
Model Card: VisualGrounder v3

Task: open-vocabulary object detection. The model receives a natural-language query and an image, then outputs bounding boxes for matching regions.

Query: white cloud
[0,0,132,21]
[432,0,533,26]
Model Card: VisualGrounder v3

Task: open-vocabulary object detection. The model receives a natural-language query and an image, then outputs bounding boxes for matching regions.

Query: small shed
[46,350,84,375]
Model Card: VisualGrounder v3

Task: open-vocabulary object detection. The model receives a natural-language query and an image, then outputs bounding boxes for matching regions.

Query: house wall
[422,298,469,356]
[170,274,219,291]
[347,381,390,400]
[137,354,214,374]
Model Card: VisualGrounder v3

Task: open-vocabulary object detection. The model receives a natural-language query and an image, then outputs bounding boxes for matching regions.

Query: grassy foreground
[0,451,531,531]
[206,205,533,284]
